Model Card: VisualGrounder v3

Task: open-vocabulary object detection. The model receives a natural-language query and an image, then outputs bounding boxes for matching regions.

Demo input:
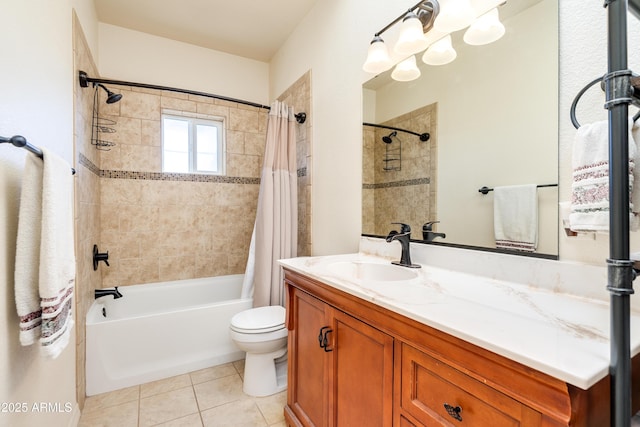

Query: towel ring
[571,74,640,129]
[570,75,604,129]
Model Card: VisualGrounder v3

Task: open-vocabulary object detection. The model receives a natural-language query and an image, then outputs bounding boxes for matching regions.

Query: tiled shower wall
[277,71,312,257]
[362,103,438,237]
[73,13,101,409]
[97,88,266,287]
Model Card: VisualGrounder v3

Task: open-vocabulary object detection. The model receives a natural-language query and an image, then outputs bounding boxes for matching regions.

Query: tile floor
[78,360,287,427]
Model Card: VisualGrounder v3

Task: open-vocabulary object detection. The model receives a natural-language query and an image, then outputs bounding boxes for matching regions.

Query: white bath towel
[570,119,638,232]
[494,184,538,252]
[14,148,75,358]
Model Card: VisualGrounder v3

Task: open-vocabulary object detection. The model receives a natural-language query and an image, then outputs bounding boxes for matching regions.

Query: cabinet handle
[317,326,333,352]
[443,403,462,422]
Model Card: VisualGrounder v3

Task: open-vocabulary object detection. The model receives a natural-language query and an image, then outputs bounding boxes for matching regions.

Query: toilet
[229,305,288,397]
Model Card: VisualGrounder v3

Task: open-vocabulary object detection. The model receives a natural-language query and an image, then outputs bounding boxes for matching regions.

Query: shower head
[382,131,397,144]
[97,84,123,104]
[78,71,123,104]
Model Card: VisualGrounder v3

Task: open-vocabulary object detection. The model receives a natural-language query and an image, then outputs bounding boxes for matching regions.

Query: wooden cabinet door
[330,309,394,427]
[287,288,331,427]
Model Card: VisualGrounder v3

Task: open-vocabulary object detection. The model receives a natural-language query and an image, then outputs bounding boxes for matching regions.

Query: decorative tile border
[79,151,306,184]
[363,177,430,190]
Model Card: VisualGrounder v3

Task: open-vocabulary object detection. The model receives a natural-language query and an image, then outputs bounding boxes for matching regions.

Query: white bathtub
[86,274,252,396]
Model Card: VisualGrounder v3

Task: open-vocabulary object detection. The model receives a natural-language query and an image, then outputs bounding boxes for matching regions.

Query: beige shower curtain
[242,101,297,307]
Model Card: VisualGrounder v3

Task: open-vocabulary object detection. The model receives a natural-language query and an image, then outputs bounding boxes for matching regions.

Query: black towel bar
[1,135,75,174]
[478,183,558,195]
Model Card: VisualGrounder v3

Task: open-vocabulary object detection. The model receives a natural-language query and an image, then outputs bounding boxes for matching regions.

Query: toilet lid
[230,305,286,333]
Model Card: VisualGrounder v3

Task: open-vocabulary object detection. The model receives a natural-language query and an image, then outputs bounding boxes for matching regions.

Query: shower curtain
[241,101,297,307]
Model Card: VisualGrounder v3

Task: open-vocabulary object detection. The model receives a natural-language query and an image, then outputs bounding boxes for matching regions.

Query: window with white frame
[162,114,225,174]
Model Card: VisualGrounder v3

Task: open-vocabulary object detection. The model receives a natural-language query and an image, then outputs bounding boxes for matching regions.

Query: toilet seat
[230,306,285,334]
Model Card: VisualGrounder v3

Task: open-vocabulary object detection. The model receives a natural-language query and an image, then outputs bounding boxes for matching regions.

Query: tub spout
[95,287,123,299]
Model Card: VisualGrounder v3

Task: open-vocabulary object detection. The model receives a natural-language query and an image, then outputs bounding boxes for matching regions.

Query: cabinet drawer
[400,343,530,426]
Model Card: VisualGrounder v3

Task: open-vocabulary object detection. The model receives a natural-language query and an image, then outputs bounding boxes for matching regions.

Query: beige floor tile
[141,373,192,398]
[190,363,238,385]
[232,359,245,379]
[83,386,140,413]
[153,412,204,427]
[200,399,267,427]
[255,391,286,425]
[78,400,138,427]
[139,386,199,427]
[194,374,246,411]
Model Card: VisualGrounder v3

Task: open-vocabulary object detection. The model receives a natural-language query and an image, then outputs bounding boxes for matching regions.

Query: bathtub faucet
[95,287,123,299]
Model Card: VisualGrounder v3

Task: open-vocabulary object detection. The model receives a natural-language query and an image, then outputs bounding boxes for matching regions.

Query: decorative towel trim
[495,240,536,252]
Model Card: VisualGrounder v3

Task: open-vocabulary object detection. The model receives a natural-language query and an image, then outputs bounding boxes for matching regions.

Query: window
[162,114,225,174]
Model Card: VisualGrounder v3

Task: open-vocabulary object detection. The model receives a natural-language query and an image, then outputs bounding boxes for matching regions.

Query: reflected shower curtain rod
[78,71,307,124]
[363,122,430,141]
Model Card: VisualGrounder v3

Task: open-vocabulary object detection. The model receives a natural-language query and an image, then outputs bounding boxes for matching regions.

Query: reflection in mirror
[362,0,558,258]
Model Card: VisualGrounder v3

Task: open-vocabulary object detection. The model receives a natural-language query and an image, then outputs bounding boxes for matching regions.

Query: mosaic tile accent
[100,169,260,184]
[79,152,100,176]
[298,167,307,178]
[363,177,430,190]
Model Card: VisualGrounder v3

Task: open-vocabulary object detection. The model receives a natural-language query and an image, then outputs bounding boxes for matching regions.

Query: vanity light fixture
[363,0,506,81]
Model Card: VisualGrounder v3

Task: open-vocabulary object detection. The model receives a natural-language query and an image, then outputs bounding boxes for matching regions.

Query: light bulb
[463,8,505,45]
[422,35,457,65]
[391,55,421,82]
[434,0,476,33]
[394,12,429,55]
[363,36,393,74]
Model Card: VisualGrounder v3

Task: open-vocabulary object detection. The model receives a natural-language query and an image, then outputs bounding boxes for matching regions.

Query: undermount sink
[327,261,419,282]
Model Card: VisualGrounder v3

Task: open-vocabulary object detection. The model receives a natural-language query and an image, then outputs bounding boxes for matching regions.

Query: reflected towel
[494,184,538,252]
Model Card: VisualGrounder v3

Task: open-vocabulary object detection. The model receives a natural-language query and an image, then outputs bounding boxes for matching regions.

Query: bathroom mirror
[362,0,559,258]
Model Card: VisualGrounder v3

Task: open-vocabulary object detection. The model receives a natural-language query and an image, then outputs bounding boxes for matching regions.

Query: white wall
[270,0,418,255]
[98,24,270,105]
[0,1,79,426]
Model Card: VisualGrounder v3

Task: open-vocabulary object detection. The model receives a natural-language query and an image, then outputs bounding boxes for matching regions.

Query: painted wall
[271,0,640,264]
[0,1,79,426]
[98,24,270,106]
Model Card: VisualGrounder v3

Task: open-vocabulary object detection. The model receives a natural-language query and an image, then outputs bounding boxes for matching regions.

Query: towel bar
[1,135,75,174]
[478,184,558,195]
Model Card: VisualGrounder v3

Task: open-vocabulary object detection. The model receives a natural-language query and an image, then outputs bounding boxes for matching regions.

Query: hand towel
[570,119,637,232]
[14,149,75,358]
[494,184,538,252]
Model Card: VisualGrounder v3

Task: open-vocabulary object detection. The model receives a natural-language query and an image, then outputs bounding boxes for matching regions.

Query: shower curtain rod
[363,122,430,141]
[1,135,75,174]
[78,71,307,124]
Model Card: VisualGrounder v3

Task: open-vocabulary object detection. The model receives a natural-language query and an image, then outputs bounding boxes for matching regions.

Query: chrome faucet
[386,223,421,268]
[95,287,123,299]
[422,221,446,243]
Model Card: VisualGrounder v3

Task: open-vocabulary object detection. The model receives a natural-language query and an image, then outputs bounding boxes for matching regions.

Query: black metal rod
[78,71,308,124]
[363,122,429,141]
[374,0,427,37]
[0,135,75,174]
[606,0,633,426]
[477,183,557,195]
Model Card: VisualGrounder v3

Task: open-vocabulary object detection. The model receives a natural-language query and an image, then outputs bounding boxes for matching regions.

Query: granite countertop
[279,253,640,390]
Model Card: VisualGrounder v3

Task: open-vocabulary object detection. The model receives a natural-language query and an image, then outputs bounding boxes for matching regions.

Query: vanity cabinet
[285,282,394,427]
[283,268,640,427]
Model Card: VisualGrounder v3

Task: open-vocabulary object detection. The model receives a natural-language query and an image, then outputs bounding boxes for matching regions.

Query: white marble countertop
[279,252,640,390]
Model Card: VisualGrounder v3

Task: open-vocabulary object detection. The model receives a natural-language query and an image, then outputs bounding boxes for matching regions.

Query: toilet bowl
[229,305,288,397]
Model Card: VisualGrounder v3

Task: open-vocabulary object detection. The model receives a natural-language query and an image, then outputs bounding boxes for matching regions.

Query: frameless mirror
[362,0,559,258]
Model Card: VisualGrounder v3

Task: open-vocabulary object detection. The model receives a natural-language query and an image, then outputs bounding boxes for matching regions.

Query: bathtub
[86,274,252,396]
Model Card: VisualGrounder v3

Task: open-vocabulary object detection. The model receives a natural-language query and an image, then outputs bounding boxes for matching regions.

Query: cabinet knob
[443,403,462,422]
